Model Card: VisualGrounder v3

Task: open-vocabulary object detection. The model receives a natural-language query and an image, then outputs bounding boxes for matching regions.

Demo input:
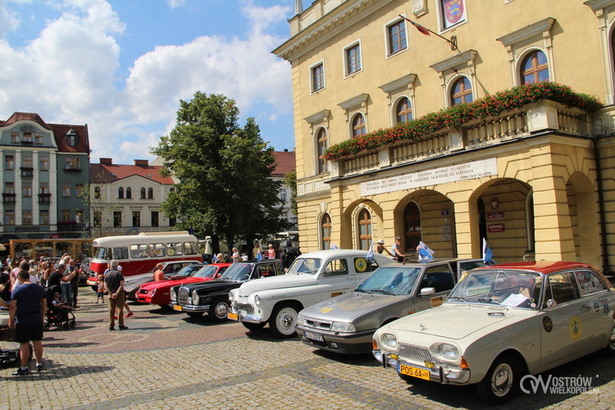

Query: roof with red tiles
[90,160,175,185]
[272,150,296,177]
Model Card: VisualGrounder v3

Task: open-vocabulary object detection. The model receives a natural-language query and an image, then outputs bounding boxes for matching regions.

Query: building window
[352,113,366,138]
[62,183,71,198]
[4,210,15,225]
[113,211,122,227]
[321,213,332,250]
[4,155,14,170]
[39,156,49,171]
[440,0,467,30]
[118,187,124,199]
[62,209,71,223]
[151,211,159,227]
[22,210,32,225]
[345,43,362,76]
[316,128,328,174]
[148,187,153,199]
[450,77,473,106]
[35,134,44,145]
[93,211,101,227]
[76,209,83,224]
[22,132,32,143]
[387,19,407,56]
[11,132,19,143]
[140,187,146,199]
[65,130,78,147]
[21,154,32,169]
[5,182,15,194]
[311,62,325,93]
[404,202,421,253]
[521,50,549,84]
[396,97,413,123]
[94,187,101,199]
[357,208,372,251]
[40,210,49,225]
[132,211,141,227]
[65,157,80,170]
[75,183,84,198]
[126,187,132,199]
[22,183,32,198]
[40,183,49,194]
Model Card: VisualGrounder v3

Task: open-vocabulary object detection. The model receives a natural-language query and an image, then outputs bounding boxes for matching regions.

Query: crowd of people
[212,240,301,270]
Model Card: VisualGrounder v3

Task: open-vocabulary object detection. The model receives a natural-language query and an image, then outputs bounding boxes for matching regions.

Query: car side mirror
[545,299,557,310]
[419,287,436,296]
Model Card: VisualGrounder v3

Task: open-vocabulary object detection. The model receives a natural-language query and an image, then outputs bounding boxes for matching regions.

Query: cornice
[496,17,555,47]
[430,50,477,73]
[584,0,615,11]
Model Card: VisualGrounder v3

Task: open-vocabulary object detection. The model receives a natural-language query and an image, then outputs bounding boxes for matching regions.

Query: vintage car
[123,260,205,300]
[372,261,615,404]
[228,249,394,338]
[136,263,231,307]
[296,259,486,354]
[170,259,283,321]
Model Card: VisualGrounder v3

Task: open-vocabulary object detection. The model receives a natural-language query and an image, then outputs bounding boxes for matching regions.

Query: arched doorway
[403,202,421,253]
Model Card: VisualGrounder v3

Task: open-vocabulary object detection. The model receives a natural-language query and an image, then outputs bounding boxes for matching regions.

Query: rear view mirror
[420,287,436,296]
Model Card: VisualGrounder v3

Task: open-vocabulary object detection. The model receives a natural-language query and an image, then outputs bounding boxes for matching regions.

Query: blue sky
[0,0,298,163]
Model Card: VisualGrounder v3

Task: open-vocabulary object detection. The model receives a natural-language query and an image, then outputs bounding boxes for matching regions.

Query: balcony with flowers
[324,83,603,178]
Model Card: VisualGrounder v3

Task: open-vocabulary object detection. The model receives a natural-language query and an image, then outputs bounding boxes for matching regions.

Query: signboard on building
[360,158,498,196]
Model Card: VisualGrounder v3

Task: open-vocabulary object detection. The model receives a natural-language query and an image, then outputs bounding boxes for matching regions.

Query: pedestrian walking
[8,266,47,375]
[104,260,128,331]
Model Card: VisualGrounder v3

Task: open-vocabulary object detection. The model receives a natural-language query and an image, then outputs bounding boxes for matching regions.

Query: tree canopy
[151,92,288,250]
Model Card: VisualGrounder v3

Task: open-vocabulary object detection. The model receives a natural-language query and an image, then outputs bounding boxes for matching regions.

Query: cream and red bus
[86,232,202,284]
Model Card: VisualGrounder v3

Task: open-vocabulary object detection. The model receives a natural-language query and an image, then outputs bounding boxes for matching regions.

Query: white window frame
[385,17,409,58]
[310,60,326,94]
[343,40,363,78]
[436,0,468,32]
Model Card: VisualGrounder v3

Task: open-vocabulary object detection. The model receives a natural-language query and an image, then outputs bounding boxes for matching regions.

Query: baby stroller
[0,321,21,367]
[44,304,76,330]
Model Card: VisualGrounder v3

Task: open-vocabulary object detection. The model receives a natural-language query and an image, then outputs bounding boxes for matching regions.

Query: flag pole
[399,15,458,51]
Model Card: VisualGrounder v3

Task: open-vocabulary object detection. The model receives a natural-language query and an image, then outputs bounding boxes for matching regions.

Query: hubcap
[491,363,513,397]
[277,308,297,334]
[215,303,228,318]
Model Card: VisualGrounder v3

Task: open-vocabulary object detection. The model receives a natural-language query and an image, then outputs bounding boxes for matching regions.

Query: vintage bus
[87,231,202,279]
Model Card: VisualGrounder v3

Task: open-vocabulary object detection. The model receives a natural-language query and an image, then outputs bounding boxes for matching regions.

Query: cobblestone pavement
[1,287,614,409]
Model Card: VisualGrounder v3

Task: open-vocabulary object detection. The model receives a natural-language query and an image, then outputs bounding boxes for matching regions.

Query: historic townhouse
[275,0,615,274]
[0,112,90,242]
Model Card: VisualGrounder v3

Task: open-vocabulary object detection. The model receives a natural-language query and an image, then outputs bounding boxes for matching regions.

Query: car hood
[180,279,242,294]
[141,277,212,291]
[124,273,154,291]
[384,304,532,340]
[237,274,315,296]
[299,292,403,322]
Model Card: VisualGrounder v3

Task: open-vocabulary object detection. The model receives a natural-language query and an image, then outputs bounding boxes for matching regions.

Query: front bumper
[296,325,373,354]
[230,302,264,323]
[172,304,210,313]
[373,350,471,385]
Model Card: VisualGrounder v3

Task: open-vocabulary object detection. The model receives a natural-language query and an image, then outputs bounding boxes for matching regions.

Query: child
[96,274,105,304]
[51,291,71,321]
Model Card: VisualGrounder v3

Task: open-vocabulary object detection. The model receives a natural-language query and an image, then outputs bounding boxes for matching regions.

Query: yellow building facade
[274,0,615,274]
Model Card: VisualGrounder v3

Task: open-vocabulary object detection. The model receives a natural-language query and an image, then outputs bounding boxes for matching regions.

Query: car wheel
[476,356,518,404]
[186,312,203,318]
[269,305,298,338]
[241,321,266,331]
[607,326,615,354]
[209,298,230,322]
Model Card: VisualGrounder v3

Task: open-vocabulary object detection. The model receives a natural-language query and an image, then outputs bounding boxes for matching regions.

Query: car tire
[476,355,519,405]
[186,312,203,318]
[606,326,615,354]
[268,305,298,338]
[209,298,230,322]
[241,321,266,331]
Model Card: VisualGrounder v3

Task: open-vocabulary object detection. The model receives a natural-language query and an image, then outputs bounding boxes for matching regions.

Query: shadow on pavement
[311,348,381,367]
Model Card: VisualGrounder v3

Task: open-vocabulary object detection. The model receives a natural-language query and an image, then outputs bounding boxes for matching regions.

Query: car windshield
[287,258,322,275]
[172,265,198,276]
[355,266,421,296]
[221,263,254,281]
[192,265,218,279]
[448,269,543,309]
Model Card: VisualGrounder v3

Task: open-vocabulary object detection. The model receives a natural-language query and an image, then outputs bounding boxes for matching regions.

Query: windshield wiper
[354,289,370,294]
[447,296,469,305]
[370,289,395,295]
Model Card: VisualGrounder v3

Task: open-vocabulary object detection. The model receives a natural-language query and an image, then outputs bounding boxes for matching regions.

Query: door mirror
[419,287,436,296]
[545,298,557,310]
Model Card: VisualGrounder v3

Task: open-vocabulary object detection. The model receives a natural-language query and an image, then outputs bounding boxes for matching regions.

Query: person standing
[266,244,276,259]
[391,237,405,262]
[9,266,47,375]
[104,260,127,331]
[374,239,394,257]
[69,259,80,308]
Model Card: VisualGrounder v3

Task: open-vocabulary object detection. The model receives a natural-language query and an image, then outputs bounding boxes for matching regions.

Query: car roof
[297,249,372,258]
[473,261,597,275]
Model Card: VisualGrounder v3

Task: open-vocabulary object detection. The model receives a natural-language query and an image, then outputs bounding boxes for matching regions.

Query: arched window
[352,113,366,138]
[357,208,372,251]
[126,187,132,199]
[321,213,332,250]
[148,187,153,199]
[94,187,101,199]
[450,77,473,106]
[403,202,421,253]
[118,187,124,199]
[396,97,413,123]
[521,50,549,84]
[140,187,146,199]
[316,128,328,174]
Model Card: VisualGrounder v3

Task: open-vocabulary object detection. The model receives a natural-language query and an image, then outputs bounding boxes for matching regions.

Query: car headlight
[380,333,398,350]
[150,288,156,296]
[254,295,261,308]
[430,342,460,362]
[170,288,177,302]
[330,321,356,332]
[192,291,200,305]
[228,290,235,303]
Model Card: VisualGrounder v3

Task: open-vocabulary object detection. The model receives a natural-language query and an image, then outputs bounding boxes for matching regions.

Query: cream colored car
[372,261,615,404]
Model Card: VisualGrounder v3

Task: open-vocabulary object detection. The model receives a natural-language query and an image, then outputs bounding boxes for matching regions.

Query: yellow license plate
[399,364,430,381]
[227,312,238,321]
[173,305,183,312]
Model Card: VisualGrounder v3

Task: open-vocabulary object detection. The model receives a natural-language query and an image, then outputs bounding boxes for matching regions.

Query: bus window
[183,242,197,255]
[166,243,183,256]
[95,247,111,260]
[131,244,149,259]
[113,247,129,260]
[149,243,167,257]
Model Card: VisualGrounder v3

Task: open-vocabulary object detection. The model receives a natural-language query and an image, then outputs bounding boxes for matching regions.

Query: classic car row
[130,249,615,404]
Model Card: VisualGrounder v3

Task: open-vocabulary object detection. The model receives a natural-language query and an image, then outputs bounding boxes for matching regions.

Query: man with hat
[374,239,394,257]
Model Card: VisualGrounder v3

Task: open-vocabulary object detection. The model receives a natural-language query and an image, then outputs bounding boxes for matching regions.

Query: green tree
[151,92,288,253]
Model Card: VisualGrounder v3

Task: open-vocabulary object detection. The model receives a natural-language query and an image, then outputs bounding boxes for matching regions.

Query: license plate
[303,330,324,342]
[399,364,430,381]
[227,312,238,321]
[173,305,183,312]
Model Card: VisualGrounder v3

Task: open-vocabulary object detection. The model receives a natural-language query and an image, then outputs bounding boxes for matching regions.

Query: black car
[170,259,283,321]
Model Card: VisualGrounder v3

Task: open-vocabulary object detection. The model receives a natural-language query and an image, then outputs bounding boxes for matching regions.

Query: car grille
[178,287,190,305]
[236,303,254,315]
[398,343,447,367]
[138,289,148,295]
[304,318,332,331]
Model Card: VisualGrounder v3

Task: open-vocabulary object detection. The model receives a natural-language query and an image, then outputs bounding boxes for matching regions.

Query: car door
[414,264,456,311]
[539,270,594,370]
[317,257,355,300]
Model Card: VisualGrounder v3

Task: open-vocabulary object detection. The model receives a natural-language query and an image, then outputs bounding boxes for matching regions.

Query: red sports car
[136,263,231,307]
